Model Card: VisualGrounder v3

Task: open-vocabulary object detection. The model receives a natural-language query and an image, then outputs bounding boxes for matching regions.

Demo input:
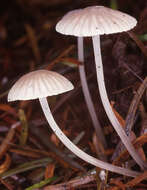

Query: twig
[18,109,28,146]
[125,77,147,136]
[123,63,143,82]
[44,169,96,190]
[111,77,147,161]
[127,31,147,57]
[0,122,19,160]
[139,102,147,135]
[125,170,147,188]
[45,45,75,70]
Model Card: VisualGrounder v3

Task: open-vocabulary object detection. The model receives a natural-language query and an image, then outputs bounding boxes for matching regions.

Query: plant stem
[77,37,107,148]
[39,97,140,177]
[92,35,147,170]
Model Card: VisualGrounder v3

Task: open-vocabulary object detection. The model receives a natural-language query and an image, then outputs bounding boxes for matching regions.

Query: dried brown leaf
[111,102,125,127]
[0,154,11,174]
[45,163,55,179]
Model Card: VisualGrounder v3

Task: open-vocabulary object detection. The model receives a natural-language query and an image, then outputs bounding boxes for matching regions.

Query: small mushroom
[56,6,147,169]
[8,69,140,177]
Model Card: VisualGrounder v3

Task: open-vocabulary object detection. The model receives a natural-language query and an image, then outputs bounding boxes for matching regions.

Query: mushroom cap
[8,70,74,101]
[56,6,137,37]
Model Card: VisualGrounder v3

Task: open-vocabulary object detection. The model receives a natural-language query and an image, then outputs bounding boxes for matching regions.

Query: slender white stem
[77,37,84,62]
[39,97,140,177]
[92,35,147,170]
[77,37,107,148]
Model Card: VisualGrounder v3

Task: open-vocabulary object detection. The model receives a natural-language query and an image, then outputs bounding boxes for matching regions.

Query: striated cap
[56,6,137,37]
[8,70,74,101]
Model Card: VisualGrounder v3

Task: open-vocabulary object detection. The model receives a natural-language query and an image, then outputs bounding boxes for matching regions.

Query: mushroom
[56,6,147,169]
[8,69,140,177]
[56,24,106,147]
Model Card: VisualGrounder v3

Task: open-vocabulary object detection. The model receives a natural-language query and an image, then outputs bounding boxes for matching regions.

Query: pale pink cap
[56,6,137,37]
[8,70,74,101]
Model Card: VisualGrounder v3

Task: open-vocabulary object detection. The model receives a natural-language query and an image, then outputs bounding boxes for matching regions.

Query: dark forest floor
[0,0,147,189]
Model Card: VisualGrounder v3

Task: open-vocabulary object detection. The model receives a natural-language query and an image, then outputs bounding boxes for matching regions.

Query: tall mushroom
[56,6,147,169]
[8,70,140,177]
[56,21,106,147]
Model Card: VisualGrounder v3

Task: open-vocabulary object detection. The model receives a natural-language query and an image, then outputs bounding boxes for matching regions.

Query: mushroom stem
[77,37,107,148]
[92,35,147,170]
[39,97,140,177]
